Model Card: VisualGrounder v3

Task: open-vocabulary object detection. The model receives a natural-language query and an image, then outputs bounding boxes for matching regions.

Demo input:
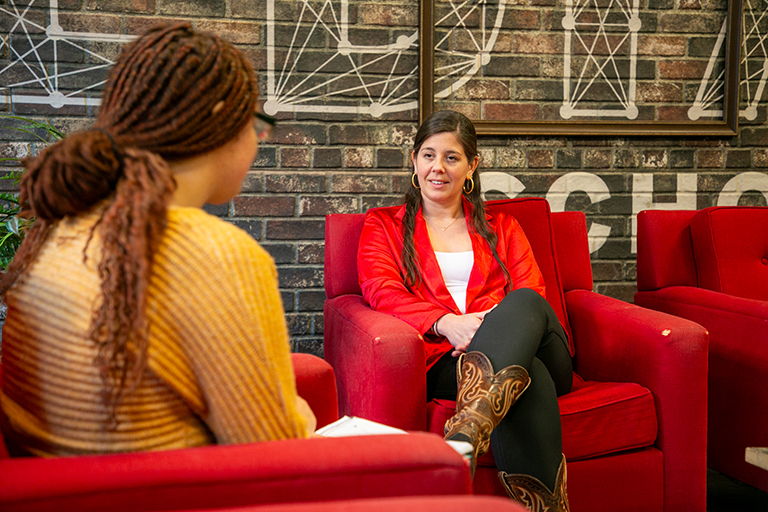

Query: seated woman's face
[411,131,476,207]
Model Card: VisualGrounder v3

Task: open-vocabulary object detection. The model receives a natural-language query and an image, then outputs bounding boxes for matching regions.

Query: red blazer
[357,199,546,370]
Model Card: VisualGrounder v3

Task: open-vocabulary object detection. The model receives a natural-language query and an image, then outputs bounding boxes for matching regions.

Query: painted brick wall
[2,0,767,357]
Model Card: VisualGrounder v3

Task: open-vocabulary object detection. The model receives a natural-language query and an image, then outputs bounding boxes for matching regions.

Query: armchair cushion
[558,380,657,460]
[690,206,768,300]
[427,378,657,464]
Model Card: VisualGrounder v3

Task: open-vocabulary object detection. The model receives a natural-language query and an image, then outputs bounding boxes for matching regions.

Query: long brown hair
[0,23,258,420]
[402,110,509,289]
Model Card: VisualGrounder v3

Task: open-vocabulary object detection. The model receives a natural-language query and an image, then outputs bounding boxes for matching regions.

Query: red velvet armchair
[0,354,474,511]
[635,206,768,493]
[324,197,710,512]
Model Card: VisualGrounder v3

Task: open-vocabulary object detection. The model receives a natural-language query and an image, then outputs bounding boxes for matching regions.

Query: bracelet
[432,319,441,337]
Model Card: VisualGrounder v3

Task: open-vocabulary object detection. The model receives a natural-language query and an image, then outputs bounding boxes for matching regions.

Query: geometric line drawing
[433,0,507,99]
[561,0,642,119]
[738,0,768,120]
[0,0,134,109]
[688,18,729,120]
[691,0,765,122]
[265,0,419,117]
[266,0,506,118]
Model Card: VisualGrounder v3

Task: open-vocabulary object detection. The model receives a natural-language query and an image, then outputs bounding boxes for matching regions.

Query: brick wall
[2,0,767,357]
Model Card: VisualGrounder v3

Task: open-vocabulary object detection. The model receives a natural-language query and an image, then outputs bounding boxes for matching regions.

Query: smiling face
[411,130,479,210]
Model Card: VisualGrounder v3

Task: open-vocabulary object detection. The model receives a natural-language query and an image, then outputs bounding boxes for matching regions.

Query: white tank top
[434,251,474,314]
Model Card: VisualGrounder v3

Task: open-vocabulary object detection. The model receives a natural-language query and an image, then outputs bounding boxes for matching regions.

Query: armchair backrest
[551,210,593,294]
[690,206,768,300]
[325,197,583,354]
[636,209,698,291]
[486,199,570,341]
[637,206,768,301]
[324,213,366,299]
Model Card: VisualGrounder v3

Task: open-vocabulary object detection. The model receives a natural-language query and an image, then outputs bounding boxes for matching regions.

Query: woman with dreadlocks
[0,23,315,456]
[358,111,572,512]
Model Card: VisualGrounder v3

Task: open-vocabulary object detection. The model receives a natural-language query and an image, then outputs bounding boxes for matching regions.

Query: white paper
[315,415,407,437]
[315,416,474,462]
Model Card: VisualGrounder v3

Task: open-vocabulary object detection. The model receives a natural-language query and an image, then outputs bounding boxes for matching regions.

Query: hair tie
[94,128,125,175]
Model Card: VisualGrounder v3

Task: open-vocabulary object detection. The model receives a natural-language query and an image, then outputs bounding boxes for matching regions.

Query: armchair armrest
[635,287,768,351]
[291,353,338,429]
[0,433,471,512]
[324,295,427,431]
[636,286,768,492]
[564,289,708,512]
[635,286,768,397]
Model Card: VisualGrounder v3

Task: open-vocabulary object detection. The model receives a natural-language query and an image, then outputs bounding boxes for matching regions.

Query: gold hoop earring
[463,176,474,195]
[412,172,420,189]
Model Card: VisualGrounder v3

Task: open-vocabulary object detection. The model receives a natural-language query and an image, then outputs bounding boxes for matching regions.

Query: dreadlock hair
[402,110,509,289]
[0,22,259,424]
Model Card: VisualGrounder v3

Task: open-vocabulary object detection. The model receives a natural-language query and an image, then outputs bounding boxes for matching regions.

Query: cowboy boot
[444,351,530,472]
[499,454,570,512]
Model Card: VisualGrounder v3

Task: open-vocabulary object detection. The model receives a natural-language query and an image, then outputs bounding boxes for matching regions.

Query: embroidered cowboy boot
[443,351,530,472]
[499,454,570,512]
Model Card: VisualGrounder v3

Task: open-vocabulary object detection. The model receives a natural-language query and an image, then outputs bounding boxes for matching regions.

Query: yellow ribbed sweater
[0,206,308,456]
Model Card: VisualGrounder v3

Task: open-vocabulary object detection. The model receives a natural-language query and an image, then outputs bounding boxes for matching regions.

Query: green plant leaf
[0,231,16,248]
[0,115,64,142]
[0,115,63,269]
[6,217,19,236]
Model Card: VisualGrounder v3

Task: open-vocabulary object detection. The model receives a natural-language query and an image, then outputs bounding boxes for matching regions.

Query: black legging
[427,288,573,489]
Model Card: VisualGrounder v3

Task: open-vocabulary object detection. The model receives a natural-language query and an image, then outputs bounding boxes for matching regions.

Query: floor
[707,469,768,511]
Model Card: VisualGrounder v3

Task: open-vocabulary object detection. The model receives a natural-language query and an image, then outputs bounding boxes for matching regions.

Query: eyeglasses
[254,112,276,142]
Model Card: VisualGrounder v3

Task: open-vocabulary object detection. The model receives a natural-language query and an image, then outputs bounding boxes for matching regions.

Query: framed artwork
[419,0,742,136]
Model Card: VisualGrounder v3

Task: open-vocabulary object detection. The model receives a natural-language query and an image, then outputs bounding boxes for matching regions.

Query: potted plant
[0,115,64,322]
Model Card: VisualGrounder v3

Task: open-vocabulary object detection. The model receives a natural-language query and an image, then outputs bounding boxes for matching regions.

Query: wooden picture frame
[419,0,742,136]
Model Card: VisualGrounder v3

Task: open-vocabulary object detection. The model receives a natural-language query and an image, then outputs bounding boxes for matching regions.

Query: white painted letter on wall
[481,172,526,200]
[547,172,612,254]
[716,172,768,206]
[632,173,697,253]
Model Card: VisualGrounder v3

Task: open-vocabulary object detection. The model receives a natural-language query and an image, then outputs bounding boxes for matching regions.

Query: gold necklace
[424,214,462,232]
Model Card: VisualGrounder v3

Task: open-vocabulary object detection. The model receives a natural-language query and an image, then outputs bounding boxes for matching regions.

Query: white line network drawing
[739,0,768,120]
[688,19,728,120]
[4,0,747,122]
[561,0,641,119]
[0,0,134,109]
[265,0,507,118]
[433,0,506,99]
[265,0,417,117]
[690,0,768,121]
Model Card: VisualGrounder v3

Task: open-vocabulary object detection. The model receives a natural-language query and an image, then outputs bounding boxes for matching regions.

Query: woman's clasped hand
[436,306,496,357]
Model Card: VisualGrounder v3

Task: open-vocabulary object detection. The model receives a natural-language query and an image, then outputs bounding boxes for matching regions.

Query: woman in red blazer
[358,111,572,512]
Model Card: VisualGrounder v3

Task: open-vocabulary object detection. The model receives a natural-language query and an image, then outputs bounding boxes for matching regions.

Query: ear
[467,155,479,178]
